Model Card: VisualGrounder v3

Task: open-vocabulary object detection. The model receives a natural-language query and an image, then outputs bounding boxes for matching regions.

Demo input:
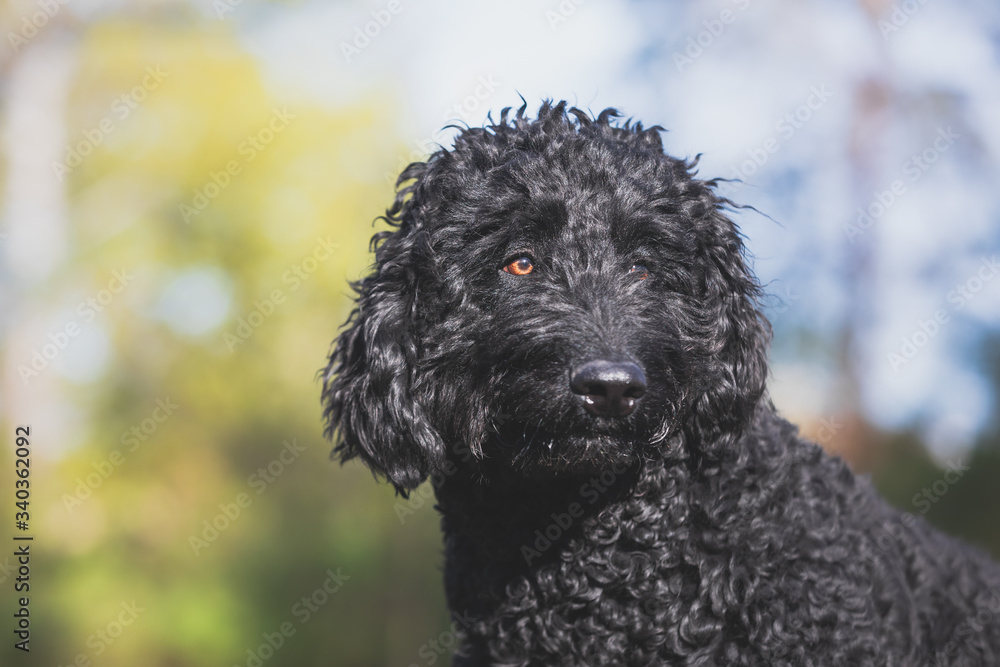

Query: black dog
[322,101,1000,666]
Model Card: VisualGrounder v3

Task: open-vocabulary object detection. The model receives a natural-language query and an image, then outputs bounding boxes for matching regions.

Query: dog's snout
[570,360,647,418]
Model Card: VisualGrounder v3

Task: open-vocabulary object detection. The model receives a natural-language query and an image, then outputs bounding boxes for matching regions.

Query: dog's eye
[503,257,534,276]
[629,264,649,280]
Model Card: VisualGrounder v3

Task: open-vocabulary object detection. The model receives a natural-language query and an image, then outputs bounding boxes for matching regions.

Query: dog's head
[322,101,770,492]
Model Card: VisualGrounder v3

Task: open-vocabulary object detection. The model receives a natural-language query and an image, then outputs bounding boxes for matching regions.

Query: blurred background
[1,0,999,664]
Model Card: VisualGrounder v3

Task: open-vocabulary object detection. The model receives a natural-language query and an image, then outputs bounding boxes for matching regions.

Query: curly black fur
[322,101,1000,666]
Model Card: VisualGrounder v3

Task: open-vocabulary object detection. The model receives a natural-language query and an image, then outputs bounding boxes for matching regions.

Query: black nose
[570,360,647,418]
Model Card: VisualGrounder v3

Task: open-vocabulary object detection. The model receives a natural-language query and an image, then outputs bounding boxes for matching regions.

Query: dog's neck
[432,409,781,634]
[436,458,647,550]
[433,448,698,623]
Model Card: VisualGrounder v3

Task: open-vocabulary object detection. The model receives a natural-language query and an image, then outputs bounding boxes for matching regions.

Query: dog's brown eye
[629,264,649,280]
[503,257,534,276]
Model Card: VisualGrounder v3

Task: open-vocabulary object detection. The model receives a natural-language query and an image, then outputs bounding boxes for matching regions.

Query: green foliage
[1,17,448,667]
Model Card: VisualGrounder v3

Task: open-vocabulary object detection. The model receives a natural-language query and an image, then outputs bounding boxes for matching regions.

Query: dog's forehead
[502,168,651,225]
[455,142,683,261]
[518,186,664,257]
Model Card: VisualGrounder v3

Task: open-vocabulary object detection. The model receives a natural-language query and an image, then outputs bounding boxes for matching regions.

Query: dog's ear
[688,188,772,451]
[321,163,444,494]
